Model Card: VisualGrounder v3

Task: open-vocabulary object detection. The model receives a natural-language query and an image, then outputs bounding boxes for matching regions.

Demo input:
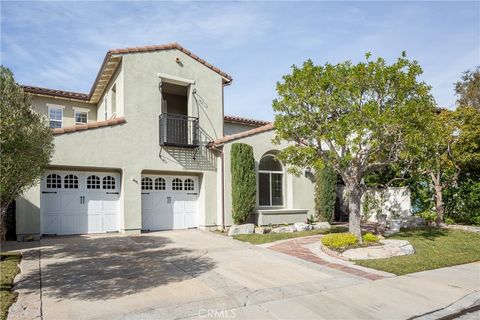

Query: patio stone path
[268,236,386,281]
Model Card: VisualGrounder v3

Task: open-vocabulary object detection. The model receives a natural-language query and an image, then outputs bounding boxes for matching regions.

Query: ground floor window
[259,154,284,206]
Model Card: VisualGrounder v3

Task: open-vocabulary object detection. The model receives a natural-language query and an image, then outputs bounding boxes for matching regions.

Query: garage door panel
[142,175,199,231]
[41,171,120,235]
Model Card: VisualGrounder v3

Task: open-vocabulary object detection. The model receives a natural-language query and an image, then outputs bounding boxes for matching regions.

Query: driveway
[6,230,479,320]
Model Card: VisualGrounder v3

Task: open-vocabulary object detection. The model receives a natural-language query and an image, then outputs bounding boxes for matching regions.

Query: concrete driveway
[8,230,365,320]
[7,230,480,320]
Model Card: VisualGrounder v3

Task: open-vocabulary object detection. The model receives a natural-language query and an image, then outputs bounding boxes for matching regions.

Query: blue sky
[2,1,479,121]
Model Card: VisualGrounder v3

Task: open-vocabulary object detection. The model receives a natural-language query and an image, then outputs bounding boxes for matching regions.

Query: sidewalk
[216,262,480,320]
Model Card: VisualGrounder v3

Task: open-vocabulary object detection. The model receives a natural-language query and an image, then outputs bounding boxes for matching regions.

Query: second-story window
[48,107,63,128]
[74,110,88,124]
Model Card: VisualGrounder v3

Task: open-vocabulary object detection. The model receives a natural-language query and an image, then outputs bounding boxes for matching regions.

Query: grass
[355,228,480,275]
[1,252,21,320]
[233,225,348,245]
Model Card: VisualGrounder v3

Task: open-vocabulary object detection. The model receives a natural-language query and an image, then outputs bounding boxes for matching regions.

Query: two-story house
[16,43,316,240]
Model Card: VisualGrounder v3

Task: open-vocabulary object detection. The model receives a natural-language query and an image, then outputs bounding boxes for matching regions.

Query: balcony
[159,113,199,148]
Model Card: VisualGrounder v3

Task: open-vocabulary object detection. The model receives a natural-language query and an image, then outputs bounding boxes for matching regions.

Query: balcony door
[162,82,189,146]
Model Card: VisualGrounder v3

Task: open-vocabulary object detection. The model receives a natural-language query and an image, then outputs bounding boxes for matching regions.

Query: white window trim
[157,73,195,86]
[73,108,89,124]
[48,105,64,128]
[258,155,285,208]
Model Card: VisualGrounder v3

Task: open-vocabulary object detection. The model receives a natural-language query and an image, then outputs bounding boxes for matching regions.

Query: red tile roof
[23,42,232,102]
[107,43,232,83]
[22,85,89,101]
[224,115,271,126]
[209,123,274,147]
[52,116,126,135]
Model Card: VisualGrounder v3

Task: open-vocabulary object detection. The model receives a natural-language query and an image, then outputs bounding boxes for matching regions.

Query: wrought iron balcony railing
[159,113,199,148]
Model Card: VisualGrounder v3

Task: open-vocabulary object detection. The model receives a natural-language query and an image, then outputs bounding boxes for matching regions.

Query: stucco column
[121,168,142,234]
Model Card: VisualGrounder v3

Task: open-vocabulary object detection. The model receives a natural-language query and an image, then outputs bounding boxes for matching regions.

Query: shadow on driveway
[20,234,216,301]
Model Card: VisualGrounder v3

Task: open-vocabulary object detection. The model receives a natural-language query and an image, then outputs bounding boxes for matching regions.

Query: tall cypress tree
[231,143,256,224]
[315,166,337,222]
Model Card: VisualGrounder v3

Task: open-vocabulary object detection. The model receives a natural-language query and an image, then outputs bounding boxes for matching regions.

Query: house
[15,43,316,240]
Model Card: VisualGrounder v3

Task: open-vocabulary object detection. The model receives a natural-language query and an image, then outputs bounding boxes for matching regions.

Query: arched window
[172,178,183,190]
[184,179,194,191]
[64,174,79,189]
[87,175,101,189]
[258,154,283,206]
[46,174,62,189]
[155,177,166,190]
[103,176,116,190]
[141,177,153,190]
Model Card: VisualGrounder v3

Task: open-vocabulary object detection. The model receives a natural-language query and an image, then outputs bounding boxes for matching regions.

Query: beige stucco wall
[30,96,97,126]
[224,122,260,135]
[17,48,225,236]
[222,130,316,226]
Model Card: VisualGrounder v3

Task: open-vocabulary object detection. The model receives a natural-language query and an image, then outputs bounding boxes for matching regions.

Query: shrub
[362,232,379,243]
[231,143,256,224]
[315,165,337,222]
[321,233,358,249]
[418,210,436,225]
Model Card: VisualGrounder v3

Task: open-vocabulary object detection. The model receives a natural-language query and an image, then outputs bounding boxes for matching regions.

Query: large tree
[0,66,54,241]
[455,66,480,111]
[413,106,479,226]
[272,53,435,241]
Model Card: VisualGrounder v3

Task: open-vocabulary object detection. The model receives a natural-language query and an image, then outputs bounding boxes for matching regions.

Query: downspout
[210,145,225,229]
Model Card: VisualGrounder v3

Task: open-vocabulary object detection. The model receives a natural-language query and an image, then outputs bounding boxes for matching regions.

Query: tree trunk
[434,184,445,227]
[346,184,363,243]
[430,172,445,227]
[0,204,8,242]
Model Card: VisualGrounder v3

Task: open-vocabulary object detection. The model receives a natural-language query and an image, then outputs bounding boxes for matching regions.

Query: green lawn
[355,228,480,275]
[233,225,348,245]
[1,252,21,320]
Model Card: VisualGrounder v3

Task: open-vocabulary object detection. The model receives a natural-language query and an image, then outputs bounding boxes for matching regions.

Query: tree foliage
[455,66,480,110]
[314,165,337,222]
[230,143,256,224]
[0,66,54,240]
[272,52,435,240]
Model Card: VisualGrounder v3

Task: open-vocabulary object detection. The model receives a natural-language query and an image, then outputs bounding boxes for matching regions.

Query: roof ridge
[209,122,275,147]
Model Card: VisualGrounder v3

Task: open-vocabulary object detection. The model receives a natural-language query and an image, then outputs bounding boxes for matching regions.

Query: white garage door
[141,175,198,231]
[41,171,120,235]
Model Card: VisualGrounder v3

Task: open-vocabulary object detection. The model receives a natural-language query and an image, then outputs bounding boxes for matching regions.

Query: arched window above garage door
[103,176,116,190]
[142,177,153,190]
[184,179,194,191]
[64,174,79,189]
[172,178,183,190]
[87,175,101,189]
[46,174,62,189]
[155,177,166,190]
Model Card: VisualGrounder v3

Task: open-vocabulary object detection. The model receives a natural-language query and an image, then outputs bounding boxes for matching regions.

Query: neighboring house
[15,43,316,240]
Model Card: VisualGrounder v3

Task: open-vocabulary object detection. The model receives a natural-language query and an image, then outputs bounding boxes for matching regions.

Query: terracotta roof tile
[52,117,126,135]
[23,42,232,102]
[209,123,274,147]
[224,115,271,126]
[22,85,89,101]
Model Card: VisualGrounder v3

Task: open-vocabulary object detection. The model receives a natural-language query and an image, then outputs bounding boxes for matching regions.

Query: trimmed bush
[315,165,337,222]
[362,232,379,243]
[418,210,436,225]
[231,143,256,224]
[321,232,358,249]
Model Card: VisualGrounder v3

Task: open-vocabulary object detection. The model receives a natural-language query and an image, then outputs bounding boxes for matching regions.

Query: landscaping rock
[402,216,426,228]
[227,224,254,236]
[294,222,311,231]
[312,222,331,230]
[255,227,266,234]
[272,225,296,233]
[341,239,414,260]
